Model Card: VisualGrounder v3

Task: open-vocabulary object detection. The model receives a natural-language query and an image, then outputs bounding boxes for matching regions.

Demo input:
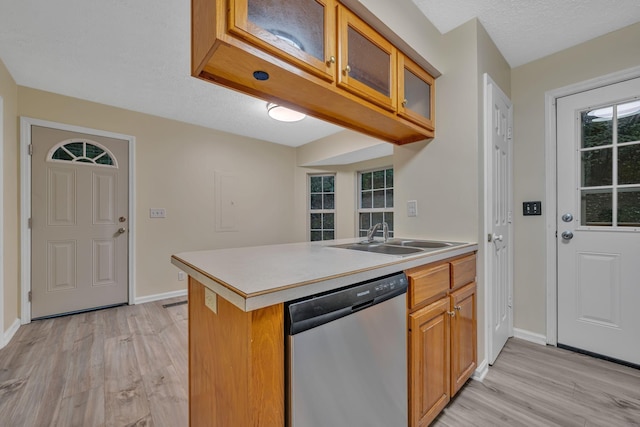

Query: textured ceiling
[1,0,639,147]
[412,0,640,68]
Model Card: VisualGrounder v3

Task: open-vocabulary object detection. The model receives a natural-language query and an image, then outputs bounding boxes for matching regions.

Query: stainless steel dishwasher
[285,272,408,427]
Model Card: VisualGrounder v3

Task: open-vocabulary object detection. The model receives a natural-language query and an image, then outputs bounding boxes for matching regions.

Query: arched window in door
[47,139,118,168]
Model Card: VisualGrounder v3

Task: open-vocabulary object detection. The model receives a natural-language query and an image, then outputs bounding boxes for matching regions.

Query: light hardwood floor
[0,297,188,427]
[1,299,639,426]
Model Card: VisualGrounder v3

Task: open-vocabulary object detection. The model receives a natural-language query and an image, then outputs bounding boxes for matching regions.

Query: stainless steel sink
[330,242,424,256]
[384,239,456,248]
[329,239,465,257]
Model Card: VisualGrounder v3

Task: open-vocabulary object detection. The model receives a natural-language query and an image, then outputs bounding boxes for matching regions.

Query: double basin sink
[330,238,465,257]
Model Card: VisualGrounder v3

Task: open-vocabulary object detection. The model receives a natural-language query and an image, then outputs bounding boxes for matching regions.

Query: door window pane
[581,190,612,226]
[581,149,612,187]
[617,100,640,143]
[618,188,640,227]
[581,109,613,148]
[347,27,390,96]
[247,0,325,61]
[618,144,640,185]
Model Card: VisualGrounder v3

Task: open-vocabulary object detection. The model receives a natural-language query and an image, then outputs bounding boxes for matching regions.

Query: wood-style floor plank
[2,298,639,426]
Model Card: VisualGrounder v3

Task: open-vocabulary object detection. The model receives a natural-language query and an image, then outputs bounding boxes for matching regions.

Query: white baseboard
[472,358,489,382]
[513,328,547,346]
[134,289,187,305]
[1,318,21,349]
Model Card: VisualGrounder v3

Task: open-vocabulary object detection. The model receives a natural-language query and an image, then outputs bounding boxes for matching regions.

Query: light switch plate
[407,200,418,217]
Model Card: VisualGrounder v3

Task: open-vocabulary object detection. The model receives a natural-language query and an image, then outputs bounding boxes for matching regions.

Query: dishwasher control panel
[286,272,408,335]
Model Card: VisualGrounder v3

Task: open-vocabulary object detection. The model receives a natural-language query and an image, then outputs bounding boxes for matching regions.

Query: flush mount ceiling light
[266,103,306,122]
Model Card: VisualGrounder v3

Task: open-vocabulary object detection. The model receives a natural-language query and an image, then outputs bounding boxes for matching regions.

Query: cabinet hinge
[28,291,32,302]
[28,218,32,228]
[28,144,33,156]
[507,127,513,140]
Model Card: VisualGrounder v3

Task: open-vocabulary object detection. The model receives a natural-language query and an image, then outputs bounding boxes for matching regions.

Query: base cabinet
[406,253,477,427]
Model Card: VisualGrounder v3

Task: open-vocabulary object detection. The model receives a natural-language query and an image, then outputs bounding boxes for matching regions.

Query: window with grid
[309,174,335,241]
[358,167,393,238]
[580,100,640,227]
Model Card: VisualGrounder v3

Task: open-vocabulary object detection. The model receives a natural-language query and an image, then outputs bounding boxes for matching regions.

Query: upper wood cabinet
[228,0,337,82]
[398,53,435,131]
[192,0,438,144]
[337,5,397,111]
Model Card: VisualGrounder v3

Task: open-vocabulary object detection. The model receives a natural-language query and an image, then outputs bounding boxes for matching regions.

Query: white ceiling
[1,0,639,147]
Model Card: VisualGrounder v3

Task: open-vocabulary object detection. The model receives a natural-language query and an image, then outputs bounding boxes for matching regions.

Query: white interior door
[557,78,640,365]
[31,125,129,319]
[485,75,513,365]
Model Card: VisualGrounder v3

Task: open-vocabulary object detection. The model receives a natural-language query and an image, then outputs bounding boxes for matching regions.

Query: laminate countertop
[171,238,478,312]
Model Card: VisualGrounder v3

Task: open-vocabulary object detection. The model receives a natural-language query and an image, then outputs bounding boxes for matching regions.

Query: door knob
[562,213,573,222]
[118,228,126,234]
[492,233,503,242]
[561,231,573,240]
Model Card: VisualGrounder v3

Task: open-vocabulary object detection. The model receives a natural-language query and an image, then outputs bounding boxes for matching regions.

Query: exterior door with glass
[31,125,129,319]
[556,78,640,365]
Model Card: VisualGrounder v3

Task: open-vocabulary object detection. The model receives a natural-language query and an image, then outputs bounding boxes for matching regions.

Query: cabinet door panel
[409,297,450,427]
[398,54,435,130]
[230,0,336,81]
[337,5,397,111]
[450,282,477,396]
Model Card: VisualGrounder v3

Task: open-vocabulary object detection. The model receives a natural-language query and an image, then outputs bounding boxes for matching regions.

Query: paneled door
[31,125,129,319]
[557,78,640,365]
[485,75,513,365]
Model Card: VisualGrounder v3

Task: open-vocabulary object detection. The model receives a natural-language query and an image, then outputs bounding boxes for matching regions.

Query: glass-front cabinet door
[337,5,397,111]
[229,0,336,81]
[398,53,435,130]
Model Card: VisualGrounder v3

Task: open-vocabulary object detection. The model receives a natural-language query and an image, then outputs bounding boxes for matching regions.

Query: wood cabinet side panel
[450,282,477,396]
[249,303,285,426]
[188,278,284,427]
[407,262,450,309]
[409,297,450,427]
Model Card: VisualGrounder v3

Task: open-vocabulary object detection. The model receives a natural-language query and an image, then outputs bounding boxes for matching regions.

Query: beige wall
[1,58,19,336]
[17,87,299,303]
[511,22,640,334]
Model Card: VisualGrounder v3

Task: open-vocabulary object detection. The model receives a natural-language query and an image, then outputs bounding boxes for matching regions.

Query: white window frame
[357,166,394,238]
[308,173,336,241]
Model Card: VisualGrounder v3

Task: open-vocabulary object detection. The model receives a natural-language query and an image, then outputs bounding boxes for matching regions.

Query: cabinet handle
[447,311,455,317]
[402,99,408,107]
[454,305,462,311]
[328,56,336,64]
[344,65,351,74]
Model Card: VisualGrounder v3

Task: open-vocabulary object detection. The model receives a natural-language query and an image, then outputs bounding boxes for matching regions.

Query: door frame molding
[0,96,4,342]
[483,74,514,364]
[20,117,136,324]
[544,65,640,345]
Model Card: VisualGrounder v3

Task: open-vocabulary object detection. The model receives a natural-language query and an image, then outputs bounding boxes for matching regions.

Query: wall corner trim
[472,358,489,382]
[1,318,21,349]
[134,289,188,305]
[513,328,547,346]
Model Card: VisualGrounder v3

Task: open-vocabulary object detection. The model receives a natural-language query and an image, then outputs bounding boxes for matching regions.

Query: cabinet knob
[447,311,456,317]
[328,56,336,65]
[454,305,462,311]
[344,65,351,74]
[402,99,408,107]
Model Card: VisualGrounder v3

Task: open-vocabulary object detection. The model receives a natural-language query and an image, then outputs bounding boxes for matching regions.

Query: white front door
[557,77,640,365]
[31,125,129,319]
[485,75,513,365]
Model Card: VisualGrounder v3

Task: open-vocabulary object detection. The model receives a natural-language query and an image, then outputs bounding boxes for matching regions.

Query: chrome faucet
[367,222,389,242]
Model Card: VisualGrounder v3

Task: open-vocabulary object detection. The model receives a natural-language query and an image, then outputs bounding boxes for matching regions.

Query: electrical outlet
[178,271,186,281]
[149,208,166,218]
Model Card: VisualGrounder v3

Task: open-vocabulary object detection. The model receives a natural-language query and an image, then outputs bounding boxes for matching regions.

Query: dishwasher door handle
[352,300,374,312]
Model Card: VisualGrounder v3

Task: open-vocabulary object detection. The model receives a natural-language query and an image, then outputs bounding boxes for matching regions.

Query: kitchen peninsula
[171,238,478,426]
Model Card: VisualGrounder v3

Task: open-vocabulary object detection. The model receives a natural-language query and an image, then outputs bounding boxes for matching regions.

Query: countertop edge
[172,243,478,312]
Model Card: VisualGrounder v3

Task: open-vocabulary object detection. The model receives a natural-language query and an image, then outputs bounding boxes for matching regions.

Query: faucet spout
[367,223,382,242]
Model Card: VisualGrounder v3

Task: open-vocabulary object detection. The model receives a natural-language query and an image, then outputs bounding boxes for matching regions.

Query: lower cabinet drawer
[406,263,450,309]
